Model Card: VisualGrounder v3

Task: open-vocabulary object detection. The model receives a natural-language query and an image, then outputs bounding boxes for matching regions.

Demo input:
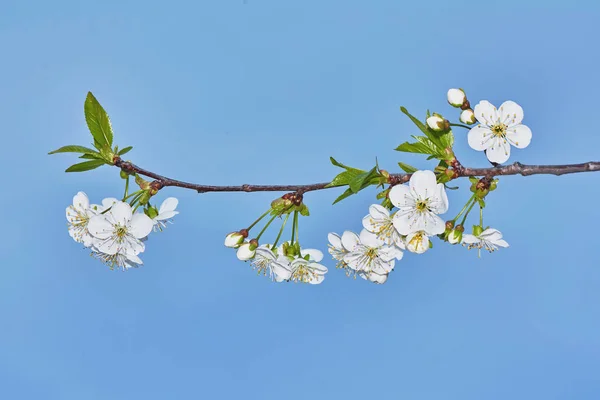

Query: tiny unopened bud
[489,179,498,191]
[472,225,484,237]
[380,169,390,179]
[447,88,466,108]
[460,109,476,125]
[445,221,455,230]
[225,232,245,248]
[448,229,463,244]
[426,115,449,132]
[236,242,256,260]
[249,239,259,250]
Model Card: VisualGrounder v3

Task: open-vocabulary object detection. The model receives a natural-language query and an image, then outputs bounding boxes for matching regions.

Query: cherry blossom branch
[114,156,600,194]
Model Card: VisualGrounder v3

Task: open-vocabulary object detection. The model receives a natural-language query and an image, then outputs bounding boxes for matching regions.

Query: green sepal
[144,205,159,219]
[297,204,310,216]
[65,159,105,172]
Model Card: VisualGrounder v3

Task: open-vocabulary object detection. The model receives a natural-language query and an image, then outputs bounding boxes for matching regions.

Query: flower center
[491,123,507,138]
[292,264,317,283]
[409,232,425,249]
[115,225,128,242]
[415,200,430,212]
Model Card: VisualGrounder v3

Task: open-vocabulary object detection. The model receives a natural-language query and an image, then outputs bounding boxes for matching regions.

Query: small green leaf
[48,145,96,155]
[85,92,114,150]
[326,157,366,188]
[332,188,355,205]
[118,146,133,155]
[400,107,444,149]
[65,159,105,172]
[79,152,104,160]
[397,162,418,174]
[349,167,379,193]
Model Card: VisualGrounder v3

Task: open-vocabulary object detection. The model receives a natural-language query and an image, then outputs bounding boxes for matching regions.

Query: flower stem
[480,205,483,226]
[272,213,291,248]
[293,211,299,244]
[123,176,130,199]
[449,122,472,130]
[256,214,278,241]
[453,195,475,221]
[247,209,272,231]
[123,189,143,201]
[460,199,477,226]
[129,191,144,207]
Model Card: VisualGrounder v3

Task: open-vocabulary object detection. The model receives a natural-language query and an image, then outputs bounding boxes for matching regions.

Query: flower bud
[472,225,484,237]
[236,241,257,260]
[445,220,455,230]
[447,88,466,108]
[460,109,476,125]
[489,179,498,191]
[426,115,449,132]
[225,232,245,248]
[448,229,463,244]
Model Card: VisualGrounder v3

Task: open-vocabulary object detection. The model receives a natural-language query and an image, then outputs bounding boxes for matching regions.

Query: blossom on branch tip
[468,100,532,164]
[389,170,449,236]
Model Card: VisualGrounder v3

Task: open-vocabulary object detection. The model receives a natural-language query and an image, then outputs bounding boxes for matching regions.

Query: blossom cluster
[225,233,328,284]
[66,192,179,270]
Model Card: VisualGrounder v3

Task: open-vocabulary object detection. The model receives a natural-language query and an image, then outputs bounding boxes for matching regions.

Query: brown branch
[113,157,600,194]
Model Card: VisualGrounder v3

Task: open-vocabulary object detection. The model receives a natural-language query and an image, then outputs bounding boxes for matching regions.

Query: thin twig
[113,157,600,194]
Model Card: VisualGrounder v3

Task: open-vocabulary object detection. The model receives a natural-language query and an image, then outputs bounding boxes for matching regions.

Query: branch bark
[113,157,600,194]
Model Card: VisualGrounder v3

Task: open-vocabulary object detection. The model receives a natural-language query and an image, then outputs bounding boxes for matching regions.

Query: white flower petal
[393,210,417,236]
[494,239,509,248]
[486,138,511,164]
[379,245,403,262]
[461,234,478,244]
[130,213,154,239]
[236,243,255,261]
[505,124,532,149]
[388,184,413,209]
[327,233,342,249]
[301,249,323,262]
[159,197,179,214]
[360,229,383,248]
[155,210,179,221]
[110,202,133,226]
[424,214,447,236]
[473,100,498,126]
[369,204,390,219]
[73,192,90,210]
[87,215,114,239]
[409,170,437,200]
[498,100,524,126]
[468,125,493,151]
[341,231,360,252]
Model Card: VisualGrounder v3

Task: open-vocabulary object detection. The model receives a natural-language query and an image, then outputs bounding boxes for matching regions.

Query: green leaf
[118,146,133,155]
[395,140,433,155]
[79,152,104,160]
[400,107,444,149]
[326,157,366,188]
[332,188,355,205]
[84,92,114,150]
[65,159,105,172]
[48,145,97,155]
[397,162,418,174]
[349,167,379,193]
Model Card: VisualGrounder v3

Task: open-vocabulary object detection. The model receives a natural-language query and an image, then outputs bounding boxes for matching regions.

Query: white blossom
[468,100,532,164]
[389,170,449,236]
[362,204,405,250]
[405,231,430,254]
[463,228,509,255]
[153,197,179,231]
[66,192,97,247]
[87,201,154,257]
[341,230,401,276]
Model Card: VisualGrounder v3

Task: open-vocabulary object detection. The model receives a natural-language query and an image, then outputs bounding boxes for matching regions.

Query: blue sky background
[2,1,600,399]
